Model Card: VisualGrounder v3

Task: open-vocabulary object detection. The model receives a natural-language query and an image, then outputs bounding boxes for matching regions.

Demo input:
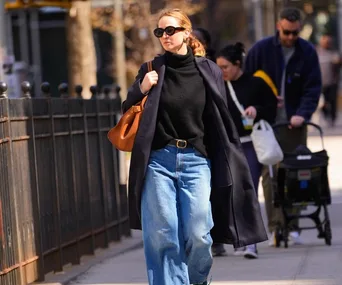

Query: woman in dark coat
[122,8,267,285]
[214,43,277,259]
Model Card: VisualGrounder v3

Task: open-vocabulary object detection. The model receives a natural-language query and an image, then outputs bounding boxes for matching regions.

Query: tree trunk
[114,0,127,101]
[67,0,97,99]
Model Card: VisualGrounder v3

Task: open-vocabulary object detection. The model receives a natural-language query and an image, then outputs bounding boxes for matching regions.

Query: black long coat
[122,55,268,248]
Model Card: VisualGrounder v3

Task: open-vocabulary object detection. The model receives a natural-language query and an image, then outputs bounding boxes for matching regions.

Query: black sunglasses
[279,23,299,36]
[153,26,185,38]
[282,28,299,36]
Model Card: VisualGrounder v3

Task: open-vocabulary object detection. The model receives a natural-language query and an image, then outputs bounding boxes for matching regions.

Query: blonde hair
[158,8,206,57]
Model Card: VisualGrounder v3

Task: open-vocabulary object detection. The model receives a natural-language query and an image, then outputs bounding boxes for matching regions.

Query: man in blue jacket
[245,7,322,246]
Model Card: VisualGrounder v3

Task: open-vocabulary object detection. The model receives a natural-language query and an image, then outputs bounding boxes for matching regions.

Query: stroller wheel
[324,222,332,246]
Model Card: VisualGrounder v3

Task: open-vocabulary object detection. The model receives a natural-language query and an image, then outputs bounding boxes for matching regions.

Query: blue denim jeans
[141,145,213,285]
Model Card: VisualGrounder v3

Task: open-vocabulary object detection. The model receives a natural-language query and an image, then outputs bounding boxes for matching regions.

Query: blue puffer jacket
[244,34,322,121]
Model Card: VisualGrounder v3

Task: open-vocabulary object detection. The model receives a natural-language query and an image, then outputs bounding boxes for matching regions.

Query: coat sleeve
[253,77,278,124]
[296,48,322,120]
[122,63,148,113]
[209,61,241,144]
[216,69,228,108]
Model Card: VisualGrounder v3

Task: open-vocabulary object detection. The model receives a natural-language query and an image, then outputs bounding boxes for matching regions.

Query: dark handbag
[107,61,152,151]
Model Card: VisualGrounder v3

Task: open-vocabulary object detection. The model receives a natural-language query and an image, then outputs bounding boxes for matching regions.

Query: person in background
[244,7,322,246]
[124,8,267,285]
[192,27,216,61]
[316,33,341,127]
[213,43,277,259]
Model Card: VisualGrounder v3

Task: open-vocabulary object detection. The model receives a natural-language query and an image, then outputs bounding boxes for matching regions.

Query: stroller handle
[272,121,324,149]
[272,121,322,134]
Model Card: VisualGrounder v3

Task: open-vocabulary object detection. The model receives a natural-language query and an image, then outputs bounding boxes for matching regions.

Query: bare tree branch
[91,0,205,85]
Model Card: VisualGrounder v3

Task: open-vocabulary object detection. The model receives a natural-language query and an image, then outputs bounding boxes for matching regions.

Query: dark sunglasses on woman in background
[153,26,185,38]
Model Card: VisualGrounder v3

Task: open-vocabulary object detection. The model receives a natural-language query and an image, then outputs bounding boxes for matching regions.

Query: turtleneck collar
[165,46,194,69]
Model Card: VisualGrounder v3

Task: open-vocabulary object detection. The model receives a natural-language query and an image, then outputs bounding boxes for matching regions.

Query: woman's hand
[140,71,158,94]
[244,106,257,119]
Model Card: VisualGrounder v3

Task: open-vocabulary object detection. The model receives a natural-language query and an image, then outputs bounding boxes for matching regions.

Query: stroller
[271,122,332,248]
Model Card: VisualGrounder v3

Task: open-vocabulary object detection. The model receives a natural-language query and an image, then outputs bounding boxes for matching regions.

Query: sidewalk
[37,112,342,285]
[66,128,342,285]
[69,208,342,285]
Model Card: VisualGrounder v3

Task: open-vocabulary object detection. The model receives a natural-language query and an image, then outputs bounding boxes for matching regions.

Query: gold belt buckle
[176,139,187,149]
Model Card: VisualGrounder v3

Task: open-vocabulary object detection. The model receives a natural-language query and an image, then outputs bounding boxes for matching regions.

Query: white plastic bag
[251,120,283,165]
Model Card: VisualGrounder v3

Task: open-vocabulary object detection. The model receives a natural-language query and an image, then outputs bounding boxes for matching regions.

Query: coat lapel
[146,57,166,109]
[195,57,228,109]
[136,56,166,138]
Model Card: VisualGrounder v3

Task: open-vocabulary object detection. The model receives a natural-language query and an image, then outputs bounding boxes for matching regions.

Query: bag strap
[226,81,245,116]
[147,61,153,72]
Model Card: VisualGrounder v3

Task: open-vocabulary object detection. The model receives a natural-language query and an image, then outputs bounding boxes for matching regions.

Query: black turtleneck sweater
[151,48,208,156]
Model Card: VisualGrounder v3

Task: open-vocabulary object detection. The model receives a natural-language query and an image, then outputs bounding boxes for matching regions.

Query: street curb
[31,231,143,285]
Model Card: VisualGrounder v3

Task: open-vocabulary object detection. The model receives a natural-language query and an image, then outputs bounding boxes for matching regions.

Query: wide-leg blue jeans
[141,145,213,285]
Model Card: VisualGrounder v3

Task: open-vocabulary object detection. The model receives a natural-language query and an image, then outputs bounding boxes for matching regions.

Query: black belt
[168,139,190,149]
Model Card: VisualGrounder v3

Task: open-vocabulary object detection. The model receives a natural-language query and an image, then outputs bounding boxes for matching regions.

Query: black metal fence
[0,82,130,285]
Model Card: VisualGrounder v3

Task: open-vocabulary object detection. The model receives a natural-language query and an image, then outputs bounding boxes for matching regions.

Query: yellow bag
[253,70,278,97]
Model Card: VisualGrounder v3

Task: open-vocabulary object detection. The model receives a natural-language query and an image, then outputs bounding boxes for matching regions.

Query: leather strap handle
[147,61,153,72]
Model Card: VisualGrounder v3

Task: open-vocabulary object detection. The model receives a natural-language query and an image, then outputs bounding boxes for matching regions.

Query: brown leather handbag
[107,61,152,151]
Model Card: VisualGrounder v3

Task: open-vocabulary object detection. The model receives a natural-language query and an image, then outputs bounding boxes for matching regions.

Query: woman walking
[123,9,267,285]
[213,43,277,259]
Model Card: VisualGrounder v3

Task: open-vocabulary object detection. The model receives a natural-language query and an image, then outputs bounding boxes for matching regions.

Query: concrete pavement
[66,119,342,285]
[68,204,342,285]
[36,112,342,285]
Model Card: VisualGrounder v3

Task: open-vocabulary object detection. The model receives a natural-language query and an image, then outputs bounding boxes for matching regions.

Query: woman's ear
[184,30,190,39]
[235,60,241,67]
